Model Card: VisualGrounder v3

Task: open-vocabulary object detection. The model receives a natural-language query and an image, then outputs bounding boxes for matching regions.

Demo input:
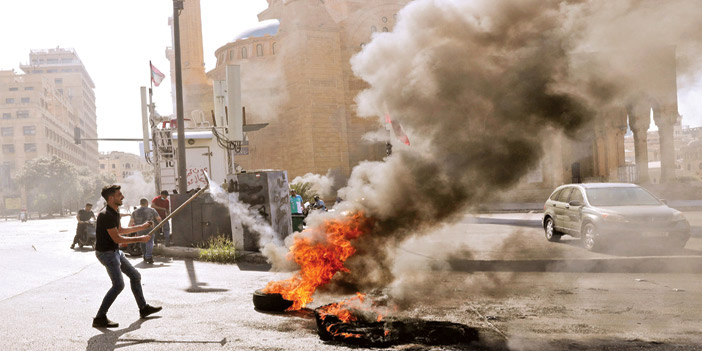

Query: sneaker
[146,258,154,264]
[92,316,119,328]
[139,304,162,318]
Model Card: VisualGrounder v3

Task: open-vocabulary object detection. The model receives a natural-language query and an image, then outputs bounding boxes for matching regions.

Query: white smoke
[291,170,336,200]
[207,179,295,270]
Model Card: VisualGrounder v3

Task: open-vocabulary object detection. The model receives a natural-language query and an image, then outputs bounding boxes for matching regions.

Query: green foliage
[198,236,237,264]
[14,156,79,215]
[290,181,317,204]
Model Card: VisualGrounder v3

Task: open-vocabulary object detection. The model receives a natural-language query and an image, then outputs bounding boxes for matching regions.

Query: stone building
[171,1,684,202]
[203,0,410,181]
[99,151,151,183]
[0,48,99,210]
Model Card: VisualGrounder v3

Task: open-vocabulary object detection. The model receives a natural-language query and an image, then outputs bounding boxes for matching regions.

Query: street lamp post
[173,0,187,195]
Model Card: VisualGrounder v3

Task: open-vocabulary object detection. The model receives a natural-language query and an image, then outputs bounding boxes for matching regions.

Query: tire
[544,217,561,242]
[581,222,602,252]
[253,289,293,312]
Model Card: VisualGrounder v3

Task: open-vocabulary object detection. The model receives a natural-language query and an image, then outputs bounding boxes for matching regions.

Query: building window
[24,86,34,91]
[100,164,105,169]
[47,69,58,73]
[360,43,366,49]
[24,143,37,153]
[382,16,388,23]
[125,163,131,169]
[16,110,29,118]
[2,145,15,154]
[9,87,18,91]
[23,126,36,135]
[2,113,11,119]
[21,97,30,103]
[241,47,248,59]
[257,44,263,56]
[272,42,277,55]
[1,128,13,137]
[55,78,63,84]
[382,27,389,32]
[112,164,116,169]
[32,70,43,74]
[229,50,234,60]
[5,98,14,104]
[47,58,58,64]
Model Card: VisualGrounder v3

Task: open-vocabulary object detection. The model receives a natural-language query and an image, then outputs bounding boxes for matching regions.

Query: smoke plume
[302,0,702,292]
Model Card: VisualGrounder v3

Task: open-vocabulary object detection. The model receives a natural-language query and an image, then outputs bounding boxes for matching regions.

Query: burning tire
[252,289,293,312]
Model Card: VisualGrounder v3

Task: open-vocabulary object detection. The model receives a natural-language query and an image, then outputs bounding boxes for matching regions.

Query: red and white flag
[150,62,166,87]
[385,113,410,146]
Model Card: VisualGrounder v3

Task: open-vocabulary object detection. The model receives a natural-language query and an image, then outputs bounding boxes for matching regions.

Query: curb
[448,256,702,274]
[155,245,269,265]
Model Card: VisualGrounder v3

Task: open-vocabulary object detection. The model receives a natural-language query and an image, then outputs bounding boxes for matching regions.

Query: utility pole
[173,0,187,194]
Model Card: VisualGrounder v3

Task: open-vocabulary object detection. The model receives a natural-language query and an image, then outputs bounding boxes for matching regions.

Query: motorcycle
[77,220,96,249]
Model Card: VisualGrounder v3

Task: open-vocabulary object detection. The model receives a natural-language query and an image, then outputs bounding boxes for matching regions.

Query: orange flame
[263,212,374,310]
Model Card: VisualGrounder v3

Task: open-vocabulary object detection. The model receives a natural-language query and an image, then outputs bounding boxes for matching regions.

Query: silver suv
[542,183,690,251]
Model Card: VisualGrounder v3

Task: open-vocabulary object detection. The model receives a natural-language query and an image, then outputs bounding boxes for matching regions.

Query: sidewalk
[479,200,702,212]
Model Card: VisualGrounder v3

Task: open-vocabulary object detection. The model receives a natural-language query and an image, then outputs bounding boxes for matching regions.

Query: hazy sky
[0,1,700,156]
[0,0,268,155]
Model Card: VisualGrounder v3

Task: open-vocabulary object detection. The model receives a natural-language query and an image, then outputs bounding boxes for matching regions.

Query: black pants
[73,223,87,245]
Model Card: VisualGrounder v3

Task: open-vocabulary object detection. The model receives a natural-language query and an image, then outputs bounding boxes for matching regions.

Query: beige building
[166,0,409,183]
[99,151,151,183]
[0,48,99,210]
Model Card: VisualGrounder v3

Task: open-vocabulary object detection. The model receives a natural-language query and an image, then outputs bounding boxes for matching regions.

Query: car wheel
[581,223,601,251]
[544,217,561,242]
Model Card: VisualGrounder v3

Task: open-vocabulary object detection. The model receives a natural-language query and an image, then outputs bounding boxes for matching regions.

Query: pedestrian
[151,190,171,246]
[93,184,161,328]
[129,198,161,264]
[71,203,96,249]
[290,189,303,214]
[311,195,327,211]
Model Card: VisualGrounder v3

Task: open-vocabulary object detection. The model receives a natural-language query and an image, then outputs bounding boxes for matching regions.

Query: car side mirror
[569,200,584,207]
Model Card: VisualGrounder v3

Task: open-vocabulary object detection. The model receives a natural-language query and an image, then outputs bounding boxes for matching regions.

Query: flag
[150,61,166,87]
[385,113,410,146]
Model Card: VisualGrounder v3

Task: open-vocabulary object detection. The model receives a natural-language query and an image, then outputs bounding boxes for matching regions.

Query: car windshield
[585,187,661,206]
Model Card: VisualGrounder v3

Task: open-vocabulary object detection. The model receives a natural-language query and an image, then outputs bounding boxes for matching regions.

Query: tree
[289,182,317,204]
[76,166,112,209]
[14,156,80,216]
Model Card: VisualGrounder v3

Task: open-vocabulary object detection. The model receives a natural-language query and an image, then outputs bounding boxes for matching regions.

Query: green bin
[291,214,305,232]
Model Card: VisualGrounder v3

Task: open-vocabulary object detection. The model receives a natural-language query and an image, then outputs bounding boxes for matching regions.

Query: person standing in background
[151,190,171,246]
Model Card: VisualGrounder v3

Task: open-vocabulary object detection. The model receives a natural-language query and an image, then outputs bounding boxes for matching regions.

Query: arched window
[229,50,234,60]
[360,43,366,49]
[371,26,377,33]
[241,47,248,59]
[382,27,389,32]
[382,16,388,23]
[257,44,263,57]
[272,42,277,55]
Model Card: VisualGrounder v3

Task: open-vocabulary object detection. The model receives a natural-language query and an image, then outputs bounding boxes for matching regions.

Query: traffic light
[73,127,81,144]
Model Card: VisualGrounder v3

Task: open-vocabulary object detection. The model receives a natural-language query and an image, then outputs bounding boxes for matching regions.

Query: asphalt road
[1,217,701,350]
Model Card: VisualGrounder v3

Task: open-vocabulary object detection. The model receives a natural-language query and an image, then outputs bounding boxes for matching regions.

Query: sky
[0,0,268,155]
[0,0,700,155]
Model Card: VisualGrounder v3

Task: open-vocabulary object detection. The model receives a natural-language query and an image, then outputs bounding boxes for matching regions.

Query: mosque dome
[232,19,280,42]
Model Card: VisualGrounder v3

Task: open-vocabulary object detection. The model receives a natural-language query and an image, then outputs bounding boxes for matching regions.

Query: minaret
[168,0,213,121]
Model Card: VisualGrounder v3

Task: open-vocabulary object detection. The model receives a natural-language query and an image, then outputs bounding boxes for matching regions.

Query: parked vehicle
[77,220,96,249]
[542,183,691,251]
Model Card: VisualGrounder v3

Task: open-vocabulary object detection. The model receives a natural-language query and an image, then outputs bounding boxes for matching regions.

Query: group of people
[289,189,326,216]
